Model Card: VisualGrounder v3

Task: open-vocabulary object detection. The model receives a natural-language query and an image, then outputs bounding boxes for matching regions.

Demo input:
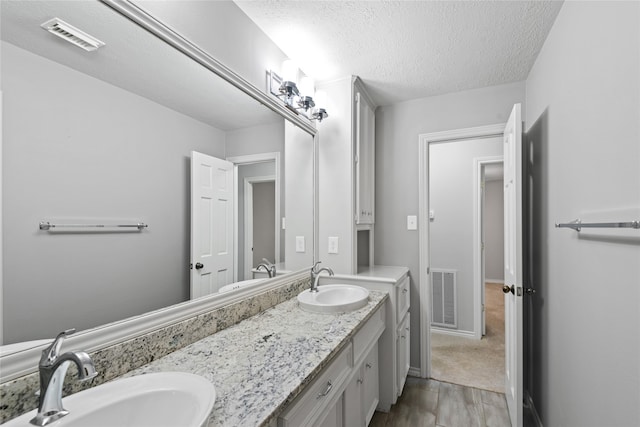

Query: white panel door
[190,151,234,299]
[503,104,523,427]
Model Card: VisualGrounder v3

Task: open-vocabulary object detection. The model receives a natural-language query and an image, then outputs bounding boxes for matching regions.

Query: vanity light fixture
[269,60,328,122]
[310,90,329,122]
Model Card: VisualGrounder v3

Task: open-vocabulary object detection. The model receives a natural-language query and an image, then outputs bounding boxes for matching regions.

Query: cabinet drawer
[353,304,385,365]
[278,343,352,427]
[396,276,410,323]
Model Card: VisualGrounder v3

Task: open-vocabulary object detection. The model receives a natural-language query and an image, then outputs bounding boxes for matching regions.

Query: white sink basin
[5,372,215,427]
[298,284,370,313]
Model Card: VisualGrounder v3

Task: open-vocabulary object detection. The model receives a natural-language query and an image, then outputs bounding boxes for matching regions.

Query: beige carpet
[430,282,505,393]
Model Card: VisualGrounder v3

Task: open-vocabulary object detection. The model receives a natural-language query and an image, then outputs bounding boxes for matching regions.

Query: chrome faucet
[256,258,276,278]
[310,261,334,293]
[31,329,98,426]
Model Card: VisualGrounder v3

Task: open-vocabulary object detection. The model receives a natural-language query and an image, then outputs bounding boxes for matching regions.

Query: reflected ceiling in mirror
[1,0,278,130]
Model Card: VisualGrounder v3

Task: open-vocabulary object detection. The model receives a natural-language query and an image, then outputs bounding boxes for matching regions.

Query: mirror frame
[0,0,318,382]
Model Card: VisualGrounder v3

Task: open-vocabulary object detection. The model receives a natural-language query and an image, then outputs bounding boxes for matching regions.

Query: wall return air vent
[41,18,105,52]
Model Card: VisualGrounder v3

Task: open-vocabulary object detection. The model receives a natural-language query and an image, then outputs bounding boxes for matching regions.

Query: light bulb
[299,76,315,98]
[281,60,298,83]
[314,90,327,109]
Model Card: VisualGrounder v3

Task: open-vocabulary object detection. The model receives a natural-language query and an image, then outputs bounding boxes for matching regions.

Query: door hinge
[426,267,430,275]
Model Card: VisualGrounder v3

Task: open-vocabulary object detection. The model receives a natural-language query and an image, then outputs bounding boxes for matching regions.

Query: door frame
[418,123,506,378]
[243,175,276,279]
[473,157,504,339]
[227,152,281,282]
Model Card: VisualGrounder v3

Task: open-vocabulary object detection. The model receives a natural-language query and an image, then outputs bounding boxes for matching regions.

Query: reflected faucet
[256,258,276,278]
[30,329,98,426]
[310,261,334,293]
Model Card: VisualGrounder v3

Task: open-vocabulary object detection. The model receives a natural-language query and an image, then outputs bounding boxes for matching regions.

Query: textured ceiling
[235,0,563,106]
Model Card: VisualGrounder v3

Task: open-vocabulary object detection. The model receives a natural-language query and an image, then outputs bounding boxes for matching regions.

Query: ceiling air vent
[41,18,105,52]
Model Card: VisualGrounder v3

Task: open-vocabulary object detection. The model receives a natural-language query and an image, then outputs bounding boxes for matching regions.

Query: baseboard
[408,366,421,378]
[524,391,544,427]
[485,279,505,284]
[431,326,476,339]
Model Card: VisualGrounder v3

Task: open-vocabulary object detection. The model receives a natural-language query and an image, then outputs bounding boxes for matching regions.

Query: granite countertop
[124,290,388,426]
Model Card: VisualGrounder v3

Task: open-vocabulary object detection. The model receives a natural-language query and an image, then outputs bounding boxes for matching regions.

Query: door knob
[525,287,536,295]
[503,284,515,294]
[195,262,204,270]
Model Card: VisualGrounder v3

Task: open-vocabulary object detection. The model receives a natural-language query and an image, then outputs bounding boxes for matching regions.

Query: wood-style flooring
[370,377,511,427]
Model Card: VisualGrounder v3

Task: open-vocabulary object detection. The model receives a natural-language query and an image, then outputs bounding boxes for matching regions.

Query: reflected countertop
[124,290,388,426]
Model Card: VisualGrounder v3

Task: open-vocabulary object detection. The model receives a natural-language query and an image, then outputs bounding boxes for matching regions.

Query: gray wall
[484,179,504,282]
[525,2,639,425]
[375,81,525,368]
[2,42,225,343]
[429,137,503,333]
[284,121,315,270]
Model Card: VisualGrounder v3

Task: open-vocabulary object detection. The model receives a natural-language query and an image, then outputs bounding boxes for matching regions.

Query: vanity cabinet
[317,76,376,274]
[277,301,385,427]
[319,266,410,412]
[277,342,351,427]
[397,312,410,394]
[354,82,375,226]
[344,342,380,426]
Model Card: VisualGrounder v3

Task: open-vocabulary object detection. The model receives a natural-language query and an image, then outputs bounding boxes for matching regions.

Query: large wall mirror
[0,0,316,356]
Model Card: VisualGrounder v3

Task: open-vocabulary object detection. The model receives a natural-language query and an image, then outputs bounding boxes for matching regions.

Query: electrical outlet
[328,236,339,254]
[295,236,305,253]
[407,215,417,230]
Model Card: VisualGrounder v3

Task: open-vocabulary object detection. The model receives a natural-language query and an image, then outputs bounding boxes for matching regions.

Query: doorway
[243,177,276,280]
[227,152,281,282]
[427,138,505,392]
[417,123,507,382]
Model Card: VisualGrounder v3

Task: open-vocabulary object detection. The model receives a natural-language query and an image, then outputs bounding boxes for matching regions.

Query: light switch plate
[328,236,339,254]
[295,236,305,253]
[407,215,418,230]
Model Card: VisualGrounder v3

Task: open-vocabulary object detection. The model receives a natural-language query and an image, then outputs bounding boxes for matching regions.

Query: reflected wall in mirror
[1,0,315,345]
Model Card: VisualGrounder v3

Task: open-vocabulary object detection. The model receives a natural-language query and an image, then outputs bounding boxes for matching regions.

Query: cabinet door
[396,312,410,396]
[355,91,375,225]
[343,368,364,427]
[317,397,343,427]
[363,342,380,425]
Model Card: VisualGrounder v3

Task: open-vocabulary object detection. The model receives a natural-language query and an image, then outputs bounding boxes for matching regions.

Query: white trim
[430,327,477,339]
[473,156,503,339]
[407,366,421,378]
[0,270,308,382]
[418,123,505,379]
[486,279,505,284]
